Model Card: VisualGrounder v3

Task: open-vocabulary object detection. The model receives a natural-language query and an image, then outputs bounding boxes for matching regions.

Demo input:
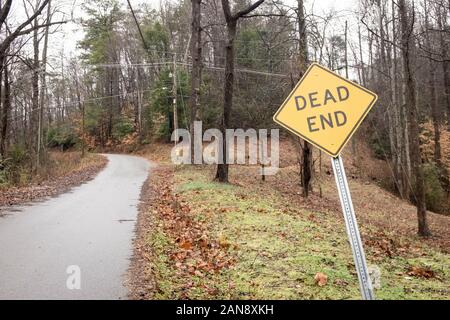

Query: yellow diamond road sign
[273,63,378,157]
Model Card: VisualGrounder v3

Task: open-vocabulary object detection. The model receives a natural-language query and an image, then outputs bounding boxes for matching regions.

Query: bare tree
[398,0,431,236]
[215,0,265,182]
[0,0,64,163]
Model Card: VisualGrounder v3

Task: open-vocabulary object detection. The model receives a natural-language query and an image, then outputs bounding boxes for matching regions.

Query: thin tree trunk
[0,57,10,157]
[37,0,51,166]
[190,0,202,162]
[74,67,85,157]
[391,0,405,198]
[32,23,40,170]
[215,0,265,182]
[358,23,366,87]
[215,20,236,182]
[437,6,450,130]
[298,0,312,197]
[424,0,441,161]
[399,0,431,237]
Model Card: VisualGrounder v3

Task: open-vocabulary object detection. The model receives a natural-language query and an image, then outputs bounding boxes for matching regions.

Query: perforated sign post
[273,63,378,300]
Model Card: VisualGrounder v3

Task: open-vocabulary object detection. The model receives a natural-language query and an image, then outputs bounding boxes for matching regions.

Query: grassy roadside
[133,163,450,300]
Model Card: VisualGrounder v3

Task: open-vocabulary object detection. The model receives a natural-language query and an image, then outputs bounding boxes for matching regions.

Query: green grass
[151,167,450,300]
[146,222,183,299]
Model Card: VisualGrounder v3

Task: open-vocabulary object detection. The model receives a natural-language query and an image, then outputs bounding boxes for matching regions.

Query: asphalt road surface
[0,154,150,300]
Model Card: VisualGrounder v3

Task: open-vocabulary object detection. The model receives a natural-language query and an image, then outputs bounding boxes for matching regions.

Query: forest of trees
[0,0,449,236]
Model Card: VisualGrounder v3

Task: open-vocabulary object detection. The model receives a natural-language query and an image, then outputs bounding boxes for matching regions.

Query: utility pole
[137,75,142,135]
[172,53,178,144]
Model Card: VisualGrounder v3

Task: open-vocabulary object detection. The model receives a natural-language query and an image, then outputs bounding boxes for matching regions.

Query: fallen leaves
[407,266,436,279]
[0,153,107,208]
[218,234,231,249]
[314,272,328,286]
[365,231,415,259]
[133,166,236,299]
[333,279,349,287]
[179,240,193,250]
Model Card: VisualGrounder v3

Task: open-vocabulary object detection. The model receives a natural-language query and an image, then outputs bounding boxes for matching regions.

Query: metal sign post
[331,155,374,300]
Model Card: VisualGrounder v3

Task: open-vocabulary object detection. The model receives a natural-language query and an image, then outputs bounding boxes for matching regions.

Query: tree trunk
[37,0,51,166]
[190,0,202,163]
[399,0,431,237]
[379,0,402,196]
[424,0,441,162]
[0,57,10,157]
[214,0,265,182]
[215,20,236,182]
[298,0,312,197]
[437,6,450,130]
[391,0,405,198]
[74,67,85,157]
[32,24,40,170]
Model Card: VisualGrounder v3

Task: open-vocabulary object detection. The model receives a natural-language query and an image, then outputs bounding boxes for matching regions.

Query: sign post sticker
[273,63,377,157]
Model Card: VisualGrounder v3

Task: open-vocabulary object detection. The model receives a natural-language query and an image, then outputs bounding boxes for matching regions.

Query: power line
[78,60,291,78]
[89,62,173,68]
[179,62,290,78]
[126,0,148,51]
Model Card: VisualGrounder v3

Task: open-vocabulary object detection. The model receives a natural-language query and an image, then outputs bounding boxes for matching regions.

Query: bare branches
[240,13,285,19]
[221,0,266,22]
[0,0,55,55]
[221,0,233,22]
[0,0,13,27]
[14,20,67,39]
[234,0,265,20]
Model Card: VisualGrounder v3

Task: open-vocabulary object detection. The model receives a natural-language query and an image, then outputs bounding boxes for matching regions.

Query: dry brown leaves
[314,272,328,286]
[131,165,235,299]
[364,231,414,259]
[0,154,107,209]
[406,266,436,279]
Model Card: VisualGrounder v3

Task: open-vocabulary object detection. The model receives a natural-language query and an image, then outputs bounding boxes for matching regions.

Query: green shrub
[112,118,135,140]
[149,67,189,141]
[370,131,391,160]
[47,125,78,150]
[0,169,7,185]
[8,144,29,165]
[423,163,447,213]
[0,144,29,185]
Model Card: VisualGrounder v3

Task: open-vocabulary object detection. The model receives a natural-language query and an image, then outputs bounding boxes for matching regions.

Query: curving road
[0,154,150,300]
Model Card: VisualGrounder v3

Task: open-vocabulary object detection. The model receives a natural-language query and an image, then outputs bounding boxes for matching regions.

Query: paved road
[0,154,150,300]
